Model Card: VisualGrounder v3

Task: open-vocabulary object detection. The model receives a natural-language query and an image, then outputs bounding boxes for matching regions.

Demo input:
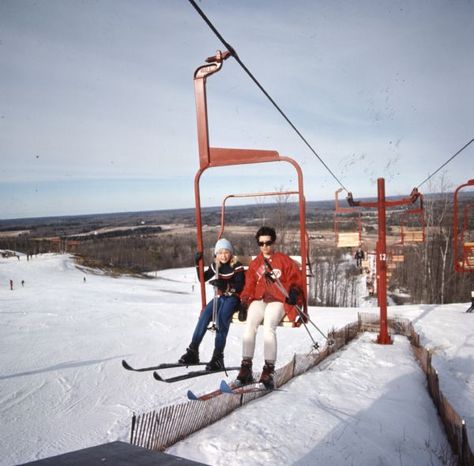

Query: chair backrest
[337,232,361,248]
[402,229,424,243]
[463,243,474,269]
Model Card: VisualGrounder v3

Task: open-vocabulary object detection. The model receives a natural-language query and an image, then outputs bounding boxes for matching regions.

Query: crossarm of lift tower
[346,186,421,209]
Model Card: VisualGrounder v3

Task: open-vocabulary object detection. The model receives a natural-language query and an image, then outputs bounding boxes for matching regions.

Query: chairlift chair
[460,203,474,268]
[192,51,309,315]
[334,188,362,248]
[399,194,425,245]
[453,180,474,272]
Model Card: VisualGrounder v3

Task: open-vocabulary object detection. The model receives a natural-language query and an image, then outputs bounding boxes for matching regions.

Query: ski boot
[236,358,254,385]
[259,361,275,389]
[466,294,474,313]
[178,344,199,365]
[206,349,224,371]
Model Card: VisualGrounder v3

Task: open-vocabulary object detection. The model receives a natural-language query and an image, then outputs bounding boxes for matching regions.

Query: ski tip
[187,390,198,401]
[153,371,163,381]
[219,379,233,393]
[122,360,132,370]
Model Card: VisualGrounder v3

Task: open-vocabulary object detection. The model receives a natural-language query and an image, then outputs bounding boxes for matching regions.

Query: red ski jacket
[240,252,305,324]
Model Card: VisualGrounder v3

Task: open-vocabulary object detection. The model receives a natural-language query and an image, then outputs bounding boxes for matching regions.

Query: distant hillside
[0,191,471,244]
[2,192,465,237]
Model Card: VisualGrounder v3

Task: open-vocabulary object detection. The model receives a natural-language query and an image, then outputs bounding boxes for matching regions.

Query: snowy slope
[170,333,450,466]
[1,253,471,465]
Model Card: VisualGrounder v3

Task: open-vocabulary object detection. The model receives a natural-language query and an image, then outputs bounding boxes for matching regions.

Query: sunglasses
[258,241,274,247]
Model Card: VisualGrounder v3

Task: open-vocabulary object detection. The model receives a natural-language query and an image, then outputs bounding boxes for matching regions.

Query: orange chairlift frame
[461,203,474,269]
[193,51,308,310]
[334,188,362,248]
[217,191,299,240]
[218,190,312,281]
[453,179,474,272]
[348,179,421,344]
[399,193,425,245]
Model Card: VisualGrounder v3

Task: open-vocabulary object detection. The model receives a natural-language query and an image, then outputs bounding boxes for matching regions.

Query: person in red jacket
[236,226,304,388]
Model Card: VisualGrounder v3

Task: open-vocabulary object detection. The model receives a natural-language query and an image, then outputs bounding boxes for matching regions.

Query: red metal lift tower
[348,178,421,344]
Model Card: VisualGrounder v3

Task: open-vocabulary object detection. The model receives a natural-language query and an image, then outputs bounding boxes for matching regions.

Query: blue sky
[1,0,473,219]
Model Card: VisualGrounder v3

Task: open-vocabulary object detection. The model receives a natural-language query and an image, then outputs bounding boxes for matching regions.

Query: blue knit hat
[214,238,233,254]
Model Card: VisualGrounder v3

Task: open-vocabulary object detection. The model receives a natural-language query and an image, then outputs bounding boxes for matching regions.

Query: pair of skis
[187,379,279,401]
[122,360,280,400]
[121,359,239,383]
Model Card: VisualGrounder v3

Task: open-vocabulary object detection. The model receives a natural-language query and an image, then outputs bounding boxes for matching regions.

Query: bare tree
[393,173,472,304]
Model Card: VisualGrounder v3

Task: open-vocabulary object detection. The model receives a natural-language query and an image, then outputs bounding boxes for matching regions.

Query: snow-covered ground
[1,253,472,465]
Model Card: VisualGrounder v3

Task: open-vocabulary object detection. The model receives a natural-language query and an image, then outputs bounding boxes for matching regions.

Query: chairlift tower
[348,179,421,344]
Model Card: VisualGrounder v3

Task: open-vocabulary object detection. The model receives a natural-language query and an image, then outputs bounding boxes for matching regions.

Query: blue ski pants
[191,295,239,352]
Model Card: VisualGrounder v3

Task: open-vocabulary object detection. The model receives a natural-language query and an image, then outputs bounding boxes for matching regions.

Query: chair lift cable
[417,138,474,189]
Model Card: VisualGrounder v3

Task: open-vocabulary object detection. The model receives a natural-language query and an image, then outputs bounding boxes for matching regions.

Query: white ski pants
[242,300,285,364]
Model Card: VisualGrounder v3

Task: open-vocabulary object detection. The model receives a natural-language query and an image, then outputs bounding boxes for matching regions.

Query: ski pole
[306,316,334,345]
[262,258,320,350]
[208,260,219,331]
[263,258,333,346]
[294,307,320,351]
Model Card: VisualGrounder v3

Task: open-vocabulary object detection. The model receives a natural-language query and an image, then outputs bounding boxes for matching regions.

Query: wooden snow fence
[130,314,473,465]
[129,321,358,452]
[410,335,473,466]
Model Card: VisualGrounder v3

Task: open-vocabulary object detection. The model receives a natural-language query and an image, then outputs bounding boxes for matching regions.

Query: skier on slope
[354,247,365,268]
[235,226,304,388]
[179,238,245,371]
